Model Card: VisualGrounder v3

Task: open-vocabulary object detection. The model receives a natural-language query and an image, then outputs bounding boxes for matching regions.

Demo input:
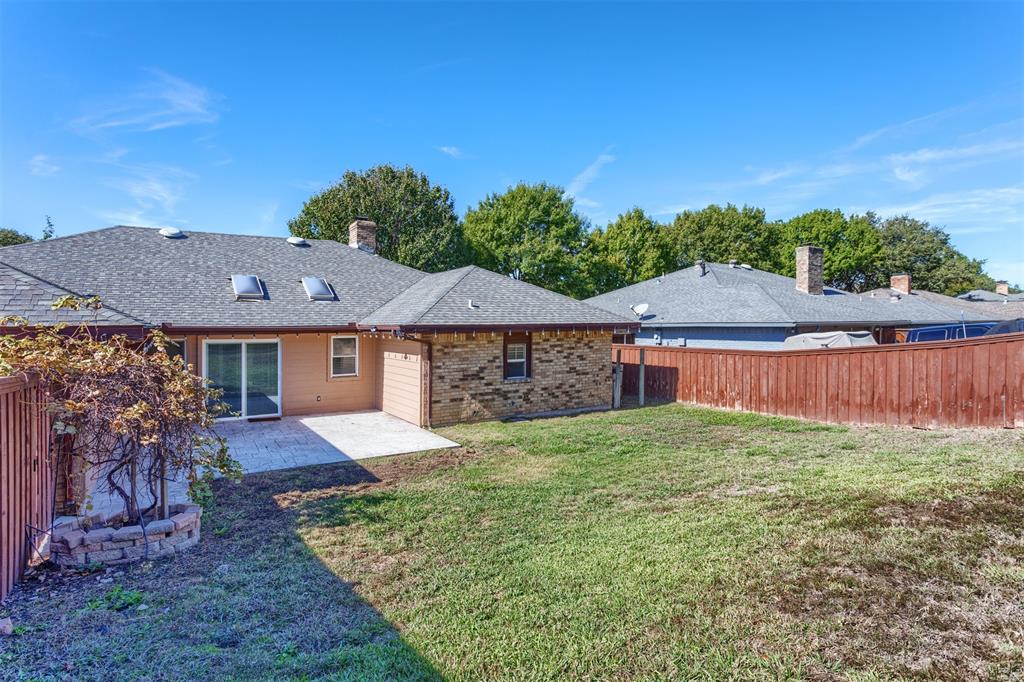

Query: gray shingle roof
[1,227,631,330]
[586,263,999,327]
[0,226,426,328]
[0,262,144,327]
[361,266,633,327]
[957,289,1024,302]
[863,287,1023,322]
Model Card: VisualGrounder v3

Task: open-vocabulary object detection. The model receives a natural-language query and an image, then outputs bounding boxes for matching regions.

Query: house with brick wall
[0,221,635,428]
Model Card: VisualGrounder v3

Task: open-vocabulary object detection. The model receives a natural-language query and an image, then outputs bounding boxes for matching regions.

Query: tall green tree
[664,204,779,271]
[874,216,994,295]
[583,208,674,295]
[288,164,465,272]
[776,209,882,291]
[0,228,33,247]
[463,183,589,296]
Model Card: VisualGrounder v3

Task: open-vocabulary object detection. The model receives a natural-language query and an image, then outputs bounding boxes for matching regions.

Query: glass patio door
[205,340,281,418]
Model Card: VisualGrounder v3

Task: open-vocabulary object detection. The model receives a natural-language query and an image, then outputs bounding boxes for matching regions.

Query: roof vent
[287,236,308,247]
[740,263,752,270]
[696,259,707,276]
[728,259,738,267]
[231,275,265,300]
[301,276,335,301]
[630,303,649,319]
[159,227,185,239]
[468,299,479,309]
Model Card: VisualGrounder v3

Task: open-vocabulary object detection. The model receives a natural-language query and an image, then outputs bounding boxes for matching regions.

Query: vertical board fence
[613,332,1024,429]
[1,374,54,602]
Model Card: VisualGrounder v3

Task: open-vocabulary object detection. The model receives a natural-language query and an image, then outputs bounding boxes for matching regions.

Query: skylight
[231,275,264,300]
[301,276,335,301]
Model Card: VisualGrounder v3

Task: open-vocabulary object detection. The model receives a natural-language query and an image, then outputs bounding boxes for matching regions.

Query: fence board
[1,375,54,602]
[613,333,1024,429]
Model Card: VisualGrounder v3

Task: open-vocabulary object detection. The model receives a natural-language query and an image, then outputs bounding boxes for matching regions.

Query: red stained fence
[613,332,1024,429]
[1,375,54,602]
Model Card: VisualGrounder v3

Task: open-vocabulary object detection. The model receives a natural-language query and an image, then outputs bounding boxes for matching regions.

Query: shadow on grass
[0,459,441,681]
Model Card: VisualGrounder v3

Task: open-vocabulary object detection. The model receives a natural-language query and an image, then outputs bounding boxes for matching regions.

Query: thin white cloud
[437,146,465,159]
[873,186,1024,229]
[844,100,975,151]
[653,203,692,216]
[566,152,615,197]
[256,201,280,234]
[71,69,221,135]
[100,160,198,225]
[984,260,1024,285]
[886,139,1024,165]
[752,165,800,186]
[29,154,60,176]
[574,197,601,209]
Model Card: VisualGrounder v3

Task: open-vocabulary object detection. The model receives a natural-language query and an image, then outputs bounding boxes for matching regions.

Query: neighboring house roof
[957,289,1024,302]
[0,261,145,327]
[586,263,930,328]
[362,265,630,328]
[0,226,632,331]
[863,287,1024,323]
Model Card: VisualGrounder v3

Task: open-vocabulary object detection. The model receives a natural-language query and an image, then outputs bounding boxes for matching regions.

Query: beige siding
[188,332,379,417]
[376,338,423,425]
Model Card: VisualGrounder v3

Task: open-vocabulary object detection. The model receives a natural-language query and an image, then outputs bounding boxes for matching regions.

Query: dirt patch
[772,489,1024,680]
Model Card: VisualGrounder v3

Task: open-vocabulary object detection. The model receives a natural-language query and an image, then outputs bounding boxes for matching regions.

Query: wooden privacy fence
[613,332,1024,429]
[1,374,54,602]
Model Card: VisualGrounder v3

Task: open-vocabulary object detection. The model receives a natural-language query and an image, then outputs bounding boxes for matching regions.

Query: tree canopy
[286,164,1006,297]
[288,164,465,272]
[775,209,882,292]
[665,204,779,272]
[0,228,33,247]
[463,182,589,296]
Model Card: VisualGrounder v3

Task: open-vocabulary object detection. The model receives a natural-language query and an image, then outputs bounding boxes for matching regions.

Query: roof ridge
[0,259,149,326]
[407,266,478,324]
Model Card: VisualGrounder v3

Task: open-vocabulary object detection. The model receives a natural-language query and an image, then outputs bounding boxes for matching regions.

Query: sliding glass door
[204,340,281,418]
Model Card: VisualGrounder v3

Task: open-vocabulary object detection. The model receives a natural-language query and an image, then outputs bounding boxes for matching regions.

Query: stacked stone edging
[50,503,202,568]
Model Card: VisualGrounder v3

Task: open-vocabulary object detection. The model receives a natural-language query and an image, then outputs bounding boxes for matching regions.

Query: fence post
[639,348,646,406]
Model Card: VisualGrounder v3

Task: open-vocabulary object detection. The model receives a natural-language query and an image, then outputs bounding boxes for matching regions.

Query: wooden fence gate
[613,332,1024,429]
[1,374,54,602]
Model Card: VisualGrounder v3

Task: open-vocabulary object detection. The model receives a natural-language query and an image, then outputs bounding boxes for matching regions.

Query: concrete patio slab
[84,411,458,520]
[214,410,459,474]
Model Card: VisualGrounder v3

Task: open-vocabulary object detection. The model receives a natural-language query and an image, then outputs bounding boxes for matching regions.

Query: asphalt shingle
[586,263,1000,327]
[1,227,632,329]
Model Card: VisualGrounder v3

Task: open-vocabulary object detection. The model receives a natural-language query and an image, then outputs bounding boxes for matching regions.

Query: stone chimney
[996,281,1009,296]
[795,245,824,295]
[890,273,911,296]
[348,217,377,254]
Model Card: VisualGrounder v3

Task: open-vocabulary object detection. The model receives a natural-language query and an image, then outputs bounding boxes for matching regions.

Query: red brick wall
[429,331,613,426]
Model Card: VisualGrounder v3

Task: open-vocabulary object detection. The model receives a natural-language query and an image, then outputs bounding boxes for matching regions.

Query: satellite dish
[630,302,649,318]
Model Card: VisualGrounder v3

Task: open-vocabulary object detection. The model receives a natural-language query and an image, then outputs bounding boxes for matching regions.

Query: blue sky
[2,1,1023,283]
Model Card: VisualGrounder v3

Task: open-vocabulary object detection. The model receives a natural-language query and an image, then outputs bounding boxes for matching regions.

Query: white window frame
[330,335,360,378]
[202,339,282,420]
[505,342,528,380]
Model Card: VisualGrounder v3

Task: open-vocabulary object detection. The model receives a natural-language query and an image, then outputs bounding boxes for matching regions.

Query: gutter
[161,323,360,335]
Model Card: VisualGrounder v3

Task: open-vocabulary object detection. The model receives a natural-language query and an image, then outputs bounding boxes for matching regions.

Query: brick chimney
[795,245,824,295]
[996,281,1009,296]
[890,273,911,296]
[348,217,377,254]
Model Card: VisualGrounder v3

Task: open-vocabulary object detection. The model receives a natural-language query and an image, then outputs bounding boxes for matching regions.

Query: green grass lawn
[3,404,1023,680]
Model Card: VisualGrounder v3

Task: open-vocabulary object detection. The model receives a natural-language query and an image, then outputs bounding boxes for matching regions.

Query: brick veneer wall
[429,331,613,426]
[49,503,202,568]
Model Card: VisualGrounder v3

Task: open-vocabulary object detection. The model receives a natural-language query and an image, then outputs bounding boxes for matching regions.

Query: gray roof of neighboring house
[362,265,631,328]
[586,262,997,328]
[863,287,1024,322]
[957,289,1024,302]
[0,226,631,330]
[0,262,144,327]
